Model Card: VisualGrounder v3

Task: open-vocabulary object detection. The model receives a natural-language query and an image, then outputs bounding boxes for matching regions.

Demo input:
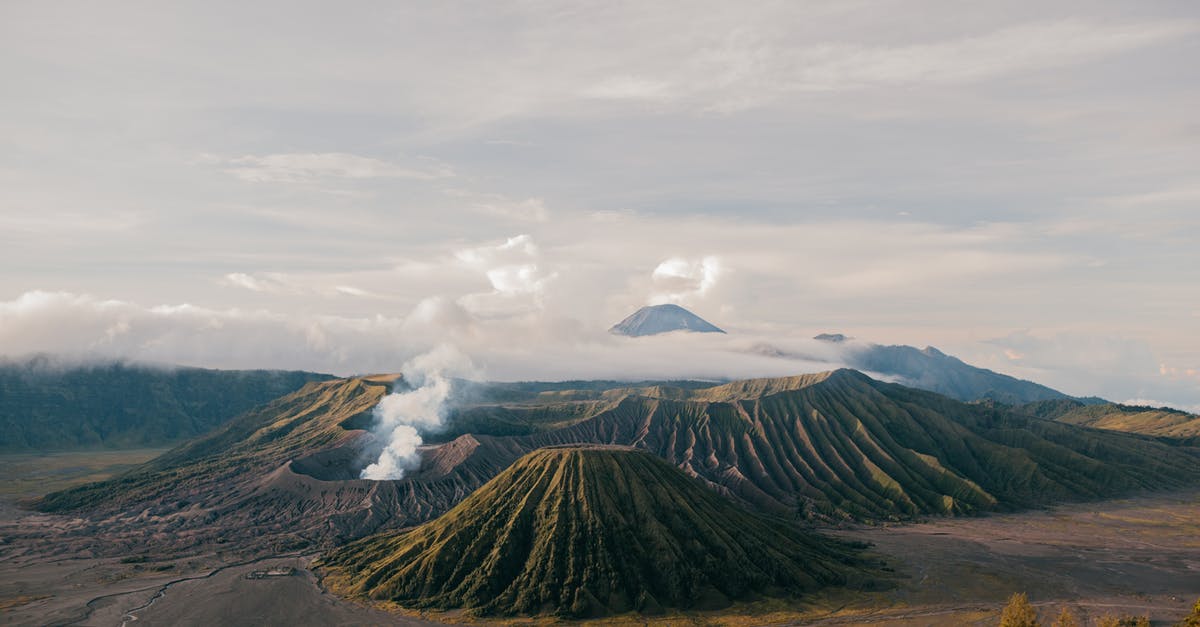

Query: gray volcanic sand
[810,490,1200,625]
[118,557,438,627]
[1,451,1197,626]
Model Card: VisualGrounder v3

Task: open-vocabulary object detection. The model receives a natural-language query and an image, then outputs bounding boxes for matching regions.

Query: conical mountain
[610,303,725,336]
[318,446,870,618]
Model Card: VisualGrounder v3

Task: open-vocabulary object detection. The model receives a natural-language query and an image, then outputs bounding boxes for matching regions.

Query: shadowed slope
[0,357,330,451]
[319,446,870,618]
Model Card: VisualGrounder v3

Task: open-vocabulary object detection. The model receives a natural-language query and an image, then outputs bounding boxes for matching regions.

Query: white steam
[360,346,476,481]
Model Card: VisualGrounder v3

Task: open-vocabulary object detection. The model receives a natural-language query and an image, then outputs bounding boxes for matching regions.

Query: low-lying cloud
[3,287,1198,412]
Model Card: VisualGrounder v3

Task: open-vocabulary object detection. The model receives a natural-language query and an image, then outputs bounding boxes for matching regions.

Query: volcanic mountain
[318,446,871,618]
[610,303,725,336]
[0,356,329,451]
[840,342,1072,404]
[35,369,1200,556]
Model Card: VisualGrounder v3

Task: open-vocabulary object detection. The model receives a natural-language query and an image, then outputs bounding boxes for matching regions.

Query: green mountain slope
[0,357,331,451]
[35,370,1200,555]
[469,369,1200,521]
[318,446,870,618]
[33,375,391,515]
[1019,398,1200,439]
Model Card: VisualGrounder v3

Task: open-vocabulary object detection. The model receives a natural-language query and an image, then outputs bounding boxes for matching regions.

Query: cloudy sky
[2,1,1198,408]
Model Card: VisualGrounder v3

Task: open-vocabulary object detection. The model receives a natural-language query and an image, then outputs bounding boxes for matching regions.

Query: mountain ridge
[0,357,331,451]
[34,369,1200,556]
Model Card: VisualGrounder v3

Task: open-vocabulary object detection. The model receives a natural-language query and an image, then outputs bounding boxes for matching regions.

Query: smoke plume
[360,345,476,480]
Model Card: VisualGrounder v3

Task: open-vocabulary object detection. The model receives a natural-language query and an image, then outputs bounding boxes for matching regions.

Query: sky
[1,1,1198,409]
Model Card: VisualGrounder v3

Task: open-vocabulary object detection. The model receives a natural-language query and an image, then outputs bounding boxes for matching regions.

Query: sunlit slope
[319,446,870,618]
[1020,398,1200,439]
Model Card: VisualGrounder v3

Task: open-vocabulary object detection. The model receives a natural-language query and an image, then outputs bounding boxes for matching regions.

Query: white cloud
[221,272,300,294]
[650,256,722,304]
[0,289,839,380]
[221,153,454,183]
[454,234,556,317]
[221,272,380,300]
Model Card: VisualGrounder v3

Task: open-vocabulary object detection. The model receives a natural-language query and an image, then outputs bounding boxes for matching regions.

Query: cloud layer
[1,2,1197,409]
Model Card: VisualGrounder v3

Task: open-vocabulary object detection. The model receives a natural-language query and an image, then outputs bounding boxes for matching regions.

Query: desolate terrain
[2,472,1197,625]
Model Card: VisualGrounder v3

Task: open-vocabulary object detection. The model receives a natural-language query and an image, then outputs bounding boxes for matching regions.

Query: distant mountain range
[38,370,1200,556]
[608,304,1082,404]
[319,446,873,618]
[0,357,330,451]
[834,341,1077,405]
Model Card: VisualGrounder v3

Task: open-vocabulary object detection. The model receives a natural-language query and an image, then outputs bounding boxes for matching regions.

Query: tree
[1050,607,1079,627]
[999,592,1040,627]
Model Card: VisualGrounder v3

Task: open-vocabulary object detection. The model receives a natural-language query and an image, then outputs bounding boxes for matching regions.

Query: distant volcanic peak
[320,445,865,618]
[813,332,850,342]
[610,303,725,336]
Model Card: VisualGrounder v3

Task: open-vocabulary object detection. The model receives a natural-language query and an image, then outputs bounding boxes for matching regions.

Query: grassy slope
[0,360,330,451]
[34,370,1200,542]
[34,377,388,512]
[509,370,1200,521]
[319,447,870,618]
[1020,399,1200,439]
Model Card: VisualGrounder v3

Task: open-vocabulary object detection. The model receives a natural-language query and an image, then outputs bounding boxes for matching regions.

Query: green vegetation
[1177,598,1200,627]
[34,369,1200,555]
[1021,398,1200,439]
[999,592,1040,626]
[507,370,1200,521]
[1051,607,1080,627]
[0,448,166,498]
[319,446,872,618]
[34,376,387,512]
[0,357,329,451]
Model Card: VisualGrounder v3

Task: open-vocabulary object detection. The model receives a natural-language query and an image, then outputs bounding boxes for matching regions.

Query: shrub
[1000,592,1040,627]
[1050,607,1079,627]
[1178,597,1200,627]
